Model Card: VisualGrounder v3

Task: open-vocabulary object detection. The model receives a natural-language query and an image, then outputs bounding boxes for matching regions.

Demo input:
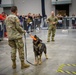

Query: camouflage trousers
[47,28,56,41]
[8,38,24,61]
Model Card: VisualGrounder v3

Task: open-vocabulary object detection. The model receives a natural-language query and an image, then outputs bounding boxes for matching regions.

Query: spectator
[0,12,6,20]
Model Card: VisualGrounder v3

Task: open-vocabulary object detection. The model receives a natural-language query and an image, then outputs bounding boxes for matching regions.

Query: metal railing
[0,20,4,41]
[57,16,76,29]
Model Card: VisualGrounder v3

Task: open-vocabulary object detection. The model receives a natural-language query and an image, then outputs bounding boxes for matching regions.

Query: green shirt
[47,16,58,29]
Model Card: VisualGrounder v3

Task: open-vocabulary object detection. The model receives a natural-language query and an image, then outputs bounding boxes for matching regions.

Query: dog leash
[24,33,35,66]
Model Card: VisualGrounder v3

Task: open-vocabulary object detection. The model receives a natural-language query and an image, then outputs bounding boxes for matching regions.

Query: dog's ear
[34,35,37,37]
[40,40,42,42]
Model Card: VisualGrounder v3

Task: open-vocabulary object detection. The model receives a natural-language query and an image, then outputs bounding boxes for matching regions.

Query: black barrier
[57,19,63,29]
[62,17,76,29]
[23,19,34,32]
[23,17,42,32]
[23,19,28,31]
[23,16,76,30]
[35,18,39,28]
[71,17,76,29]
[66,17,70,29]
[62,18,66,29]
[0,20,4,41]
[61,17,70,29]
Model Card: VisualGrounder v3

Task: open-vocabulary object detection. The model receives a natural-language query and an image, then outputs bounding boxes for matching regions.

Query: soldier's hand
[52,22,56,24]
[46,20,49,24]
[46,19,49,23]
[27,31,30,34]
[24,30,26,33]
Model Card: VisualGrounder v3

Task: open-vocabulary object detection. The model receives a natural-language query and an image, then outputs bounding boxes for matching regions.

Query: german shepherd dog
[33,35,48,65]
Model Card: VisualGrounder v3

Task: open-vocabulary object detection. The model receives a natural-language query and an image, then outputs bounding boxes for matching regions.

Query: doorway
[3,7,11,15]
[55,4,69,16]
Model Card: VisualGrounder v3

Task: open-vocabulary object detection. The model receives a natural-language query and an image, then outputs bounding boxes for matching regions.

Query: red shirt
[0,14,6,20]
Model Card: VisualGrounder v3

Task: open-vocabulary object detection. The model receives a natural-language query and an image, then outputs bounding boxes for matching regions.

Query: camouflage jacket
[5,14,25,40]
[47,16,58,29]
[27,18,32,24]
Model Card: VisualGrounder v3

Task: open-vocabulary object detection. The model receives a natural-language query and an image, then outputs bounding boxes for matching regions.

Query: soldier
[5,6,30,69]
[47,11,58,42]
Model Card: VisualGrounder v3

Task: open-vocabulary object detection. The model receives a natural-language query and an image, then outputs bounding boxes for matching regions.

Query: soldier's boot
[51,37,55,41]
[21,61,30,69]
[47,40,50,42]
[47,38,50,42]
[12,60,16,69]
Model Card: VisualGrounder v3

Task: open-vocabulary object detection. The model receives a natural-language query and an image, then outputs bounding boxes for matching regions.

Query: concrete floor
[0,29,76,75]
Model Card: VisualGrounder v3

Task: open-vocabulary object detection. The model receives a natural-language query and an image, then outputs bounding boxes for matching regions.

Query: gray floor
[0,29,76,75]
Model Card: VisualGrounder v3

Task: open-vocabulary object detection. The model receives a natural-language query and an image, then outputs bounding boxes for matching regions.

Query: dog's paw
[39,61,42,65]
[45,55,48,59]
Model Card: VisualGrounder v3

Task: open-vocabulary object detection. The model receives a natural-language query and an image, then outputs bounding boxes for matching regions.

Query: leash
[24,33,35,66]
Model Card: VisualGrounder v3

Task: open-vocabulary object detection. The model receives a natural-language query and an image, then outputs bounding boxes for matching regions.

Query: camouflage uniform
[47,16,58,42]
[5,14,25,61]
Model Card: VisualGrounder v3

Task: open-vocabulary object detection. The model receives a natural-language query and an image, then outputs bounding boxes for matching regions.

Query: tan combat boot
[47,37,50,42]
[12,60,16,69]
[47,39,50,42]
[47,40,50,42]
[51,37,55,41]
[21,61,30,69]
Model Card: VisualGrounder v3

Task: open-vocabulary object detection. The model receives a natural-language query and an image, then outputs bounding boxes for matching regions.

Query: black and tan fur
[33,35,48,65]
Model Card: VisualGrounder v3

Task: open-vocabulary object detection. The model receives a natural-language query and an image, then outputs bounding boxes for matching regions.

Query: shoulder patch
[16,18,20,22]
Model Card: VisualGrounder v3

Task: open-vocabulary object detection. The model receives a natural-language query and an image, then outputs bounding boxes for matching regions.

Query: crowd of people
[0,12,7,38]
[0,12,42,38]
[56,14,76,29]
[0,12,7,20]
[0,6,76,69]
[18,13,42,32]
[0,11,76,39]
